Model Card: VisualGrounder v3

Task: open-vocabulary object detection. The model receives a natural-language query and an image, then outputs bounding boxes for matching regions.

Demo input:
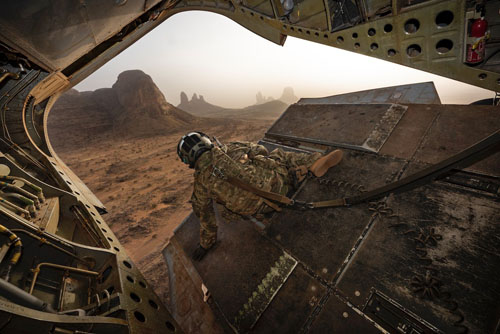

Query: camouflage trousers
[242,148,321,215]
[197,147,322,249]
[267,148,322,172]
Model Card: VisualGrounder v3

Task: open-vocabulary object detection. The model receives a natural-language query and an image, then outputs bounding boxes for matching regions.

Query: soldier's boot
[309,149,343,177]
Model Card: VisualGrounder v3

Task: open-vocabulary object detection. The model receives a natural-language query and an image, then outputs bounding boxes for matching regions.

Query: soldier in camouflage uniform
[177,132,343,261]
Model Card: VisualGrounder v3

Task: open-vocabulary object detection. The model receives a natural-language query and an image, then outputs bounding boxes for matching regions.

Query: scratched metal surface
[298,82,442,105]
[169,99,499,332]
[411,104,500,176]
[251,265,327,334]
[308,293,382,333]
[265,104,406,152]
[0,0,160,70]
[379,104,439,160]
[336,183,500,333]
[173,212,289,331]
[265,150,407,283]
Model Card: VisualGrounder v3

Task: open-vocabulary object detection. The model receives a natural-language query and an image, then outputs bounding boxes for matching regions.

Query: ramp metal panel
[166,102,499,333]
[378,104,439,160]
[266,151,406,282]
[265,104,407,153]
[336,183,500,333]
[412,105,500,175]
[251,265,327,334]
[298,82,441,105]
[173,212,297,333]
[308,293,382,333]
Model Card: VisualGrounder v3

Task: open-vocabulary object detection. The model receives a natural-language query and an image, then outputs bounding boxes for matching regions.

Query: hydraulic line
[10,229,87,264]
[0,198,30,218]
[2,192,34,205]
[0,193,36,216]
[102,289,111,312]
[0,181,41,207]
[0,224,22,281]
[29,262,98,294]
[0,137,47,175]
[0,176,44,202]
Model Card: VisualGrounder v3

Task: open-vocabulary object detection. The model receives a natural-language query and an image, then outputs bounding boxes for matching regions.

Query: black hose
[0,278,56,313]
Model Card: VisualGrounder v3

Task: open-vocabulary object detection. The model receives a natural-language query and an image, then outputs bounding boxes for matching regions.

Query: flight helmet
[177,131,213,168]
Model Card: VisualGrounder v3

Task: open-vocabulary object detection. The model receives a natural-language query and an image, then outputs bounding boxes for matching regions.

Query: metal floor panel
[379,104,439,160]
[308,293,382,333]
[336,184,500,333]
[167,99,499,333]
[265,104,407,153]
[266,150,406,282]
[173,212,293,332]
[251,265,326,334]
[266,203,370,283]
[412,105,500,175]
[298,82,441,106]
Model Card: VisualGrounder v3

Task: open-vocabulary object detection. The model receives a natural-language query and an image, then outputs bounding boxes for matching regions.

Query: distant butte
[177,91,223,115]
[255,87,298,105]
[279,86,298,104]
[49,70,292,150]
[177,89,291,120]
[49,70,196,144]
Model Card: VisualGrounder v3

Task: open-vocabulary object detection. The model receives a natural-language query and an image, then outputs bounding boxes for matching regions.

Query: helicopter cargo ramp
[298,82,442,106]
[164,99,499,333]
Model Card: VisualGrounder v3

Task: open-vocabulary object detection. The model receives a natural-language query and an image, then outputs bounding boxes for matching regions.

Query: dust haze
[48,70,285,304]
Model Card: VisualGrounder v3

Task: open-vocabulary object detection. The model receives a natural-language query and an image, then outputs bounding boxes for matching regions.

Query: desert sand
[53,122,272,304]
[48,71,277,306]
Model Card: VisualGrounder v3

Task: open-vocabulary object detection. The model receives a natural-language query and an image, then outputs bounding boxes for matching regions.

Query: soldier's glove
[192,244,210,261]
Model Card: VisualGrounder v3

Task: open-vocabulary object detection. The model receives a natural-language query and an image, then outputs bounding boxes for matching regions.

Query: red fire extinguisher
[466,15,488,64]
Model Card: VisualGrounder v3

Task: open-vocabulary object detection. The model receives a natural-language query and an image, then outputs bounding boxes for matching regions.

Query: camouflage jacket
[191,141,290,249]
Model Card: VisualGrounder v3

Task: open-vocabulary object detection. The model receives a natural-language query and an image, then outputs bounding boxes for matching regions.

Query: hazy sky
[75,11,493,108]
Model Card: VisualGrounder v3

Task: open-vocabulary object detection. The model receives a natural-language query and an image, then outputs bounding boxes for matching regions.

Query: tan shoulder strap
[225,176,293,206]
[211,146,348,209]
[210,147,294,206]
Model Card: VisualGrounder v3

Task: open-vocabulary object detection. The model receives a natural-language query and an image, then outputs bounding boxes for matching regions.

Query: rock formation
[110,70,194,134]
[279,87,298,104]
[180,91,188,105]
[49,70,195,144]
[256,91,274,105]
[177,92,224,116]
[255,88,297,105]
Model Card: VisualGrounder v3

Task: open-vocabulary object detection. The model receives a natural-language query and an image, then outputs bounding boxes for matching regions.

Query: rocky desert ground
[48,70,280,306]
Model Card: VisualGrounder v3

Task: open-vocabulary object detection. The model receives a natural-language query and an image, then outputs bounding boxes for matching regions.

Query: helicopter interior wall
[0,0,162,71]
